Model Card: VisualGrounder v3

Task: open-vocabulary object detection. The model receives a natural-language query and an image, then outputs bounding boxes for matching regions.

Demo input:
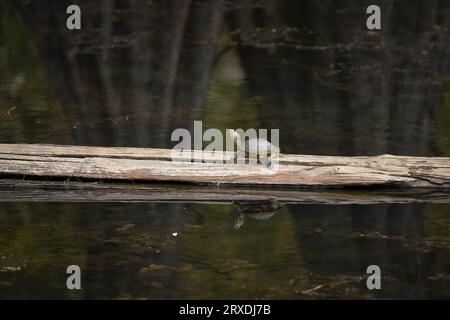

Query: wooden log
[0,180,449,204]
[0,144,449,189]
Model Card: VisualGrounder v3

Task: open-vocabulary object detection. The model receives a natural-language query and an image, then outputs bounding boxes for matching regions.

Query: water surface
[1,0,450,299]
[1,202,449,299]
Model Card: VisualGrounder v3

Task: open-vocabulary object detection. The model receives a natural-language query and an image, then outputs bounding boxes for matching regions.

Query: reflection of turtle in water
[233,198,283,230]
[229,129,283,165]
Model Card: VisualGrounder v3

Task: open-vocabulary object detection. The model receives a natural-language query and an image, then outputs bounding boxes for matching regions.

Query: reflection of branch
[301,284,325,295]
[301,277,364,295]
[0,106,16,118]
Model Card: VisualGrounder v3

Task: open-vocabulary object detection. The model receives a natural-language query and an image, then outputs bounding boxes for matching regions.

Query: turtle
[233,198,283,230]
[229,129,284,164]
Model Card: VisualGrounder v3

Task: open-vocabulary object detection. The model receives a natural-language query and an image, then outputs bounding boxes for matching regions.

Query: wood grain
[0,144,449,188]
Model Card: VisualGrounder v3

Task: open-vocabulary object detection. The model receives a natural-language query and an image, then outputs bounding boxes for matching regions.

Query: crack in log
[0,145,449,189]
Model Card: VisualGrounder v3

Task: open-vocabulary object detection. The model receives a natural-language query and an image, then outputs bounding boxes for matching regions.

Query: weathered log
[0,144,449,189]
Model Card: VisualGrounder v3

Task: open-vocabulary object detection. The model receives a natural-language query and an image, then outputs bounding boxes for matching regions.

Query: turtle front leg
[266,157,274,168]
[258,155,272,167]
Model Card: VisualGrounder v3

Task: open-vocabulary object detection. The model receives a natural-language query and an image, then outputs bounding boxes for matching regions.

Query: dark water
[1,202,449,299]
[1,0,450,299]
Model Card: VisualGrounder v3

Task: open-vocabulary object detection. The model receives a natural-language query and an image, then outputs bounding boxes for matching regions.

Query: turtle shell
[239,138,280,157]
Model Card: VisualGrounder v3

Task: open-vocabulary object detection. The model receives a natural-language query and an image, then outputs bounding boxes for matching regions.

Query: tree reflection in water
[0,0,450,299]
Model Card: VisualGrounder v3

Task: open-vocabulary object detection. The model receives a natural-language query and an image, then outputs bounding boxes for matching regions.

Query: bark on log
[0,144,449,188]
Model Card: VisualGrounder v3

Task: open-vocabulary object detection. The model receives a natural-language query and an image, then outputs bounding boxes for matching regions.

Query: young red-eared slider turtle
[233,198,283,230]
[229,129,282,162]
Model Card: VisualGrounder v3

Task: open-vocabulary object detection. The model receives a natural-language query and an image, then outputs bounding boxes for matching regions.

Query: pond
[0,0,450,299]
[1,201,449,299]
